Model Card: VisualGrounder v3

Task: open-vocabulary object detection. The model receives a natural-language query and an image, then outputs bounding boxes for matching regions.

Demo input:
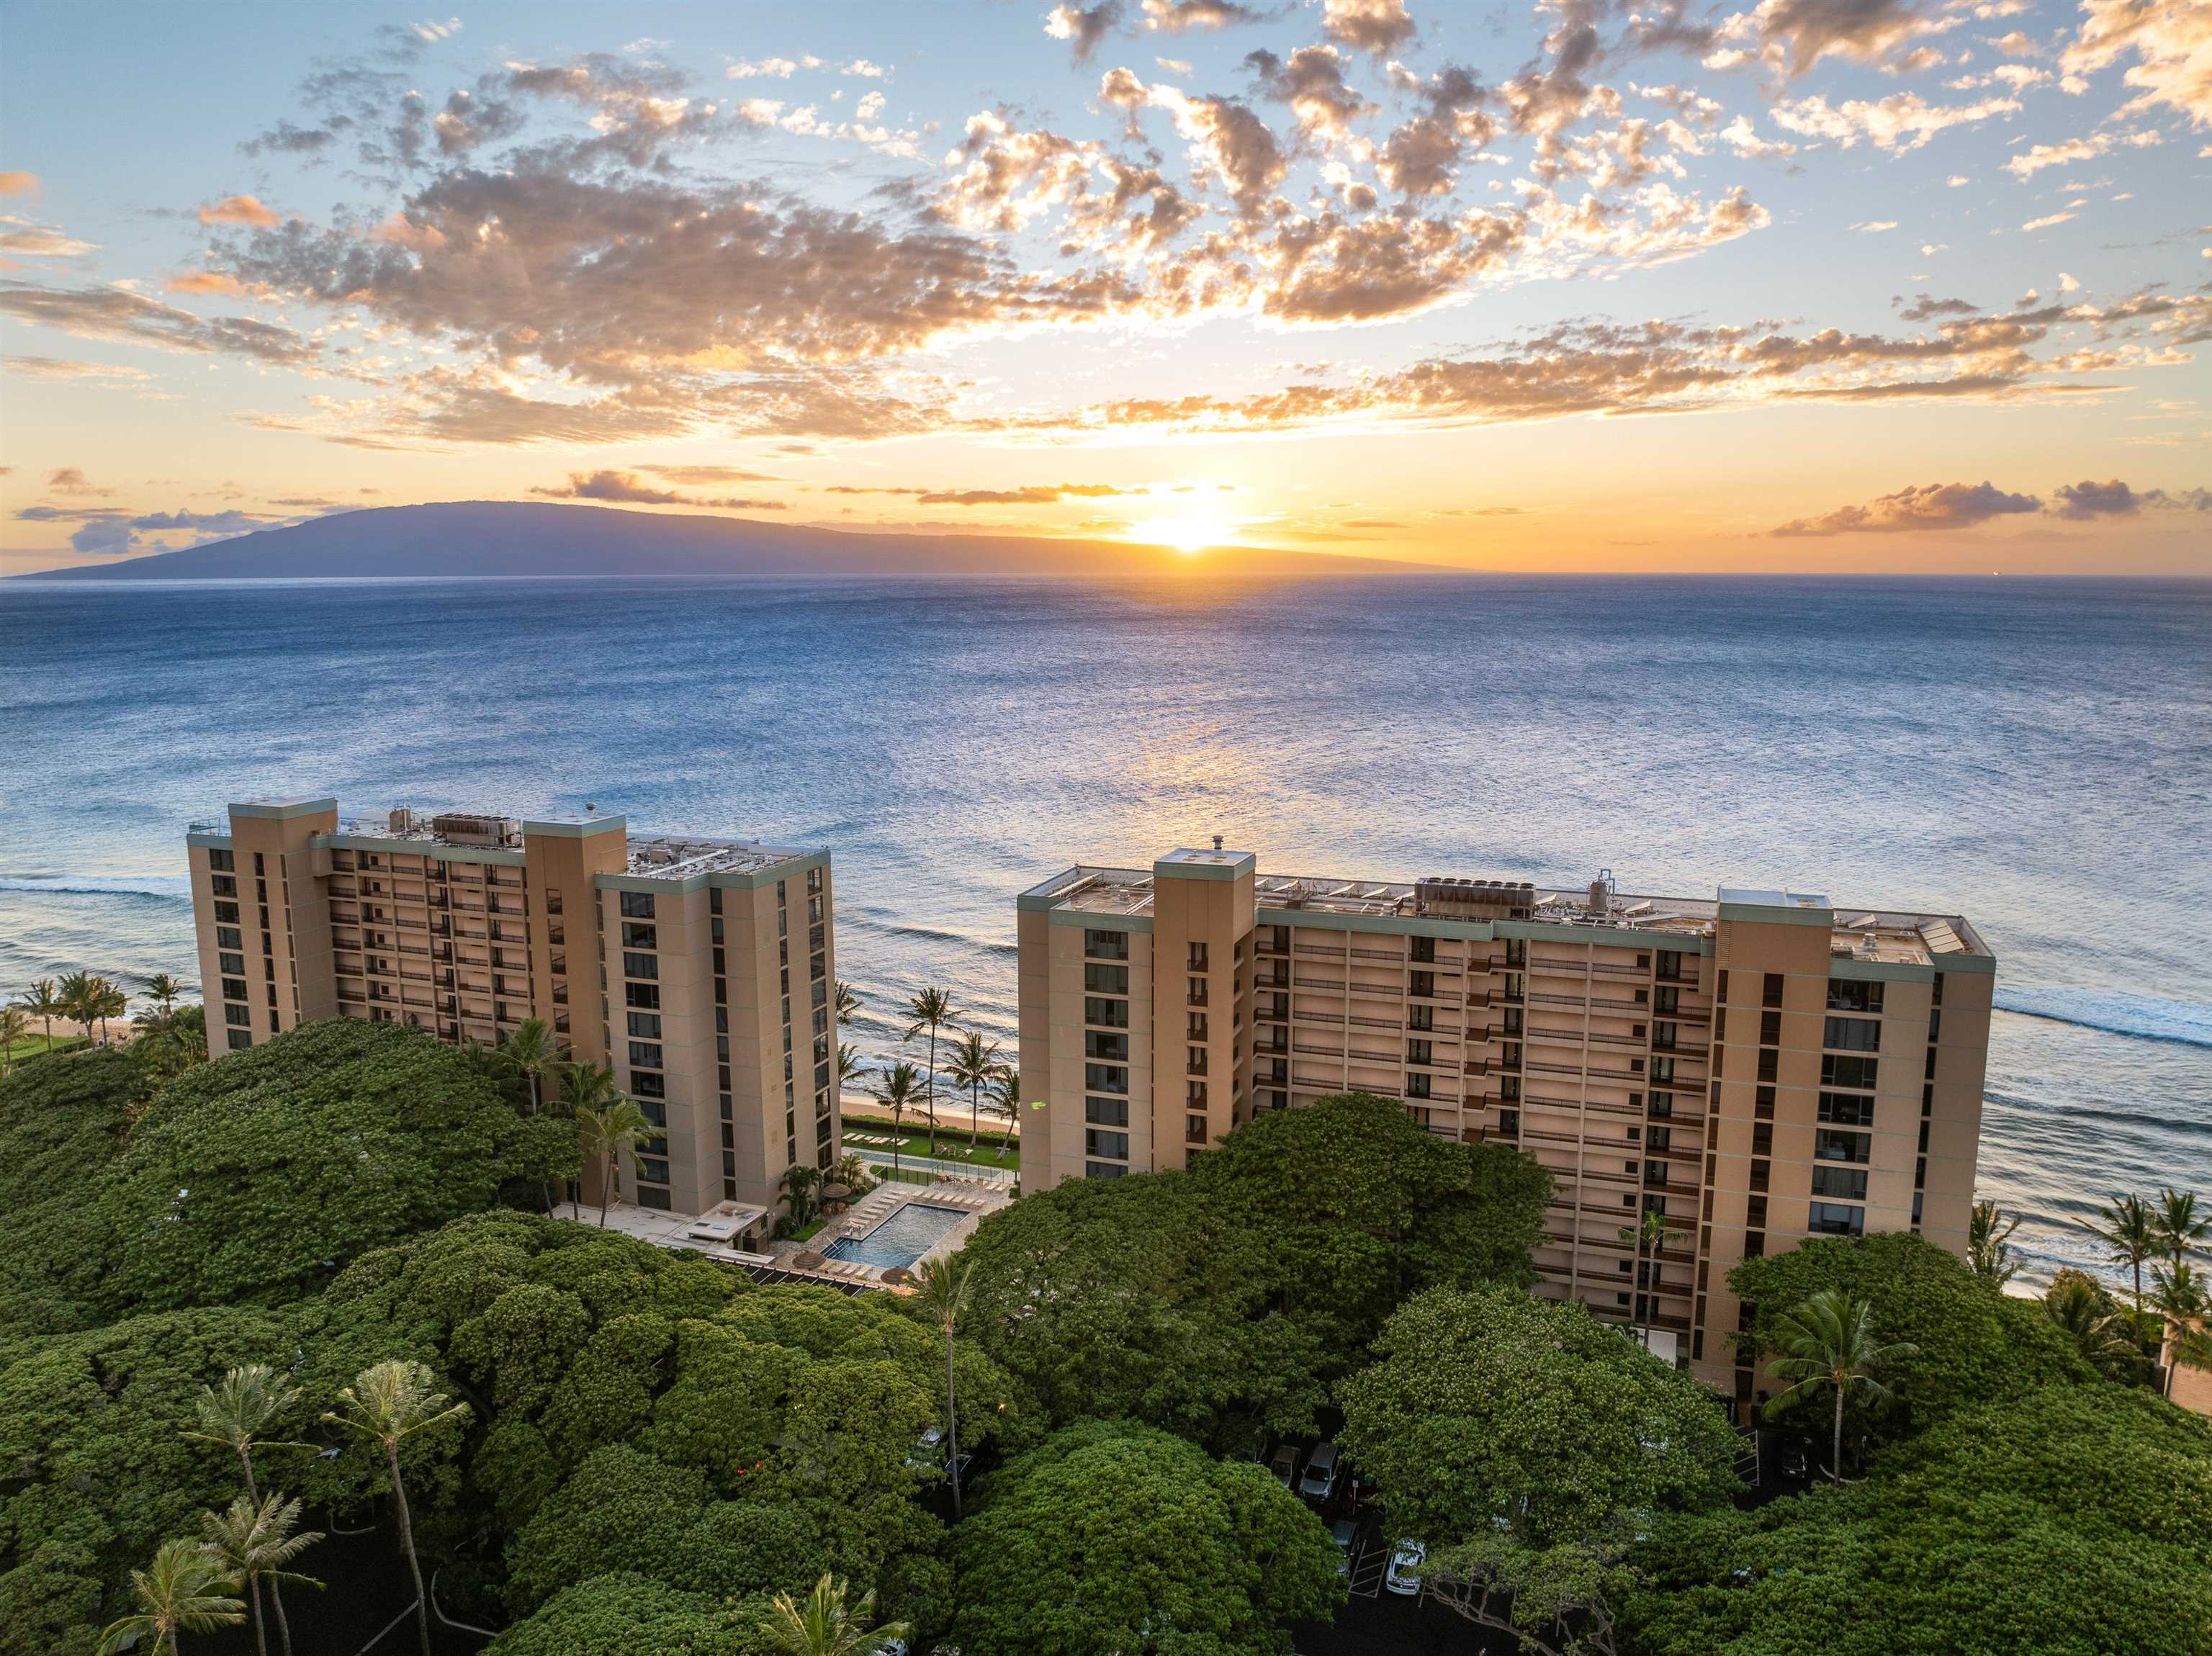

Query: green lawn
[840,1112,1021,1170]
[1,1032,90,1067]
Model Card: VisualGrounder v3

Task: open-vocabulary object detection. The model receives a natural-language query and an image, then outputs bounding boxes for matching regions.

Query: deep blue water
[824,1202,969,1268]
[1,574,2206,1284]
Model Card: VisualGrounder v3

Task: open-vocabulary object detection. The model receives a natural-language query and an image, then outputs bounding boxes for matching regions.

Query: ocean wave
[0,875,193,903]
[1993,986,2212,1049]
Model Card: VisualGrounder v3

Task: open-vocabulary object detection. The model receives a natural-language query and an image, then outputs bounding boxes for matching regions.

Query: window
[1186,1079,1208,1107]
[225,1003,251,1027]
[1812,1166,1869,1202]
[1409,971,1435,998]
[210,873,238,898]
[1085,1161,1128,1180]
[1822,1053,1879,1090]
[208,847,234,872]
[1085,996,1129,1027]
[214,901,240,924]
[627,1012,662,1039]
[1411,935,1436,963]
[1086,1097,1128,1127]
[1185,1113,1209,1143]
[1085,1130,1129,1160]
[1084,963,1129,995]
[637,1157,670,1186]
[1818,1092,1876,1126]
[1756,1048,1779,1083]
[217,926,242,950]
[620,891,656,919]
[1084,1030,1128,1061]
[219,952,245,976]
[1187,1045,1207,1075]
[1085,1063,1128,1094]
[1815,1128,1871,1164]
[1409,1003,1434,1032]
[631,1071,666,1099]
[225,1027,253,1050]
[1655,949,1683,981]
[623,952,658,980]
[621,922,657,948]
[625,982,661,1009]
[1085,929,1130,960]
[1762,972,1784,1008]
[629,1041,664,1068]
[1808,1201,1866,1236]
[1759,1009,1782,1045]
[1406,1072,1431,1099]
[1187,1011,1208,1041]
[1407,1038,1432,1066]
[1825,1016,1881,1053]
[1827,979,1885,1013]
[1187,940,1209,971]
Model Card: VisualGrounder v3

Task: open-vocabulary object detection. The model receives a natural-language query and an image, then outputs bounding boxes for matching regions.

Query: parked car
[1778,1440,1807,1482]
[1269,1444,1299,1488]
[1331,1518,1356,1575]
[1385,1540,1427,1596]
[907,1426,944,1474]
[1298,1440,1341,1499]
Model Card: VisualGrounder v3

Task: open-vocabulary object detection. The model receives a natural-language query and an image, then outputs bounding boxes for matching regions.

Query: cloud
[165,271,256,296]
[1246,45,1373,141]
[1046,2,1125,61]
[68,521,140,558]
[1322,0,1416,57]
[820,481,1143,504]
[0,171,39,197]
[2044,478,2212,517]
[1851,220,1899,231]
[1769,480,2043,536]
[197,194,281,228]
[726,57,801,78]
[2063,0,2212,128]
[530,469,788,509]
[0,281,316,363]
[0,217,95,257]
[1773,91,2019,150]
[1,354,155,385]
[47,467,112,495]
[1720,0,1954,78]
[637,464,781,485]
[1141,0,1264,33]
[1898,293,1979,319]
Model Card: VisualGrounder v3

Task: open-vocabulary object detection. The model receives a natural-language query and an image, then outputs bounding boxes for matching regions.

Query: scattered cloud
[1851,219,1899,231]
[1713,0,1957,79]
[0,217,96,257]
[1321,0,1416,58]
[2020,211,2076,230]
[2063,0,2212,128]
[0,281,316,363]
[1769,480,2043,536]
[197,194,281,228]
[2049,477,2212,516]
[46,466,112,495]
[529,469,787,509]
[1773,91,2020,151]
[637,464,781,485]
[0,171,40,197]
[2,354,156,385]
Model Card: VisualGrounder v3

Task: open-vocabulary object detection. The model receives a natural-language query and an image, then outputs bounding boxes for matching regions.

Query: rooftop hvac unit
[388,808,418,833]
[431,813,523,848]
[1414,876,1535,921]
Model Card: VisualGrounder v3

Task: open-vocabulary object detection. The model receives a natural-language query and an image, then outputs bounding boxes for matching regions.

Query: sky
[0,0,2206,575]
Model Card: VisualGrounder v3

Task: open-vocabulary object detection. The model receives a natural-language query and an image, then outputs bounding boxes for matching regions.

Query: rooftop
[1023,861,1989,964]
[621,833,811,881]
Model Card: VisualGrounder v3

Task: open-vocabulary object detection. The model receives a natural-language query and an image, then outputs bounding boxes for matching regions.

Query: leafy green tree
[1624,1383,2212,1656]
[1763,1289,1918,1481]
[902,987,961,1156]
[58,970,100,1043]
[1966,1199,2020,1288]
[2153,1188,2211,1270]
[1339,1285,1738,1656]
[1730,1232,2087,1434]
[322,1359,472,1656]
[487,1573,776,1656]
[196,1492,323,1656]
[760,1574,909,1656]
[95,1538,245,1656]
[781,1163,824,1226]
[2043,1268,2145,1382]
[950,1419,1342,1655]
[577,1097,655,1227]
[0,1006,27,1071]
[2087,1192,2162,1331]
[912,1255,975,1518]
[943,1029,1000,1151]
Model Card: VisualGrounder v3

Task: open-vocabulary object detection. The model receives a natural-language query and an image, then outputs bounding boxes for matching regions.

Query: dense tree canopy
[0,1045,147,1333]
[1626,1383,2212,1656]
[950,1419,1344,1655]
[1339,1286,1739,1653]
[958,1092,1549,1449]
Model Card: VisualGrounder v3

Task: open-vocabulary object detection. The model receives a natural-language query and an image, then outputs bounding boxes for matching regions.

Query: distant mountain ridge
[20,501,1445,580]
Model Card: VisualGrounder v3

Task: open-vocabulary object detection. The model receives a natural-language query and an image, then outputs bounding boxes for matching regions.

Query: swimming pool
[822,1203,966,1269]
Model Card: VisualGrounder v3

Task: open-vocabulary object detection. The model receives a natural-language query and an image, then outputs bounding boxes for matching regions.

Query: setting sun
[1129,515,1241,555]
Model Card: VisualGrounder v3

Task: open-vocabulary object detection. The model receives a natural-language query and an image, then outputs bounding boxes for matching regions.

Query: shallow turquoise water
[824,1203,967,1268]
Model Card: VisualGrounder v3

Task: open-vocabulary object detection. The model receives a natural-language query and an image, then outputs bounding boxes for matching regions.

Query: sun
[1129,513,1241,554]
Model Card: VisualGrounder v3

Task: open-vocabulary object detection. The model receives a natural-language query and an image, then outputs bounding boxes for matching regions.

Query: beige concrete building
[1018,849,1994,1399]
[185,799,840,1221]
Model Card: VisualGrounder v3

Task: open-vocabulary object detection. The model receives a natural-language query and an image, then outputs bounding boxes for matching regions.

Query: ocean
[1,573,2206,1286]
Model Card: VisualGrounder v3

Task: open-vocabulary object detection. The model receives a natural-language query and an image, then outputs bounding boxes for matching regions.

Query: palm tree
[837,1041,866,1097]
[321,1361,471,1656]
[1968,1200,2022,1289]
[2151,1261,2208,1399]
[197,1493,323,1656]
[558,1060,623,1218]
[782,1162,824,1227]
[943,1029,1002,1151]
[2087,1192,2161,1336]
[2043,1270,2143,1380]
[2170,1320,2212,1392]
[1763,1288,1917,1482]
[1617,1205,1671,1346]
[914,1254,977,1518]
[758,1573,910,1656]
[868,1061,924,1177]
[2152,1188,2211,1271]
[576,1097,654,1228]
[181,1363,315,1655]
[96,1537,246,1655]
[835,981,861,1025]
[58,969,99,1042]
[902,986,961,1157]
[0,1006,27,1074]
[501,1017,564,1116]
[19,978,60,1052]
[146,972,184,1019]
[984,1067,1023,1135]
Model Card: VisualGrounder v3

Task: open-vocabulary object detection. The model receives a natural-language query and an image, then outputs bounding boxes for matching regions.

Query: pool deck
[781,1180,1012,1283]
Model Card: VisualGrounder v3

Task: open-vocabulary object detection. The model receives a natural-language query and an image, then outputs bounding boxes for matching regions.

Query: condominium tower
[184,799,840,1220]
[1017,849,1992,1399]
